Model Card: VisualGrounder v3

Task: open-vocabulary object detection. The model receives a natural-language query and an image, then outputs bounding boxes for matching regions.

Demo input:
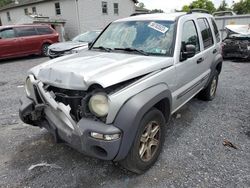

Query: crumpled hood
[48,41,88,52]
[226,24,250,38]
[29,51,174,90]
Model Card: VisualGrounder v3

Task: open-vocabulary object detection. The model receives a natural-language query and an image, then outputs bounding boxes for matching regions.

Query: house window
[24,8,28,15]
[102,2,108,14]
[32,7,36,14]
[6,12,11,22]
[114,3,118,14]
[55,2,61,15]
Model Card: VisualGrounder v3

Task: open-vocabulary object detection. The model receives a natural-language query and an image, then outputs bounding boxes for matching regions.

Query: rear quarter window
[16,27,37,37]
[36,27,53,35]
[210,18,220,43]
[197,18,214,49]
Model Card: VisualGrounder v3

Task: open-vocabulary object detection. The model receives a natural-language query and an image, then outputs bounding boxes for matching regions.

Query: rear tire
[198,70,219,101]
[119,108,165,174]
[41,43,50,56]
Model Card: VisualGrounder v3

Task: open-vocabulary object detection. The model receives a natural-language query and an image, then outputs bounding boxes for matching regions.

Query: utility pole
[75,0,81,34]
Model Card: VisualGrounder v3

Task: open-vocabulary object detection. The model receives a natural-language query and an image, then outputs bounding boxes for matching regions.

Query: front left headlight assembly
[88,93,109,117]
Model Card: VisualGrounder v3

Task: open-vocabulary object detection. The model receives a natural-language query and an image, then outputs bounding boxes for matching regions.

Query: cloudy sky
[139,0,239,12]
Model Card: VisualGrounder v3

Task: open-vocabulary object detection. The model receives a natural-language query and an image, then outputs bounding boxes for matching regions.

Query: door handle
[197,58,204,64]
[213,49,217,54]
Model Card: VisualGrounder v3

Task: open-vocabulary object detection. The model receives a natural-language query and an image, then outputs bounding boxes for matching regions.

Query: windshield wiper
[114,48,149,56]
[92,46,112,52]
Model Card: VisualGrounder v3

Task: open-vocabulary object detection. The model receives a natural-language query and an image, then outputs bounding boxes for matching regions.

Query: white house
[0,0,138,39]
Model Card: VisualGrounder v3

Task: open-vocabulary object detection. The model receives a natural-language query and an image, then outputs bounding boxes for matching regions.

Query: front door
[0,28,20,59]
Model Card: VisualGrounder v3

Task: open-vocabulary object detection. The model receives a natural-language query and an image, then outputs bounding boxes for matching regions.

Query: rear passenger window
[0,28,15,39]
[181,20,200,53]
[197,18,214,49]
[210,18,220,43]
[16,27,37,37]
[36,27,53,35]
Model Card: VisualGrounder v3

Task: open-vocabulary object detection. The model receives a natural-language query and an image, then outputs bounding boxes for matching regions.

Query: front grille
[47,86,88,121]
[49,50,64,56]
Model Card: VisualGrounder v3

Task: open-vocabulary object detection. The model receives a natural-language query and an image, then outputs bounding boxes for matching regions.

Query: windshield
[72,31,100,42]
[92,21,176,56]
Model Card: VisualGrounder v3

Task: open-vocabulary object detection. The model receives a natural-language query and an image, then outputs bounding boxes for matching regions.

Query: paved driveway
[0,57,249,188]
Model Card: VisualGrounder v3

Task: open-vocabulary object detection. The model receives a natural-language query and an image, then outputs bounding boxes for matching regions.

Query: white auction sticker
[148,22,169,33]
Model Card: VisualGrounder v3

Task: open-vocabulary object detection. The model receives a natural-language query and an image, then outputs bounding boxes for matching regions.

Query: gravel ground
[0,57,249,188]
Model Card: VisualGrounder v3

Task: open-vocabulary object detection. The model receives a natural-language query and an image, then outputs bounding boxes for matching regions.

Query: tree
[150,9,164,13]
[0,0,12,8]
[182,5,190,12]
[232,0,250,14]
[217,0,229,11]
[181,0,216,13]
[138,2,145,8]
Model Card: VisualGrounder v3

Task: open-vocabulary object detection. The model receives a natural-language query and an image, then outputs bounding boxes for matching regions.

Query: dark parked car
[48,30,101,58]
[0,24,59,60]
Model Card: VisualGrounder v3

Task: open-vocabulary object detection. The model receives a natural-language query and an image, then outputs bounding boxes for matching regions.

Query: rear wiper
[92,46,112,52]
[114,48,149,56]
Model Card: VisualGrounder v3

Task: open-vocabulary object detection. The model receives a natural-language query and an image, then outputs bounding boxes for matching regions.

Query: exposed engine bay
[223,25,250,60]
[45,74,145,123]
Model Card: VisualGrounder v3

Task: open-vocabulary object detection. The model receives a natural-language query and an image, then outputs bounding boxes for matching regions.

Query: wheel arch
[113,84,172,161]
[41,42,51,55]
[153,98,171,123]
[216,61,222,74]
[205,54,223,88]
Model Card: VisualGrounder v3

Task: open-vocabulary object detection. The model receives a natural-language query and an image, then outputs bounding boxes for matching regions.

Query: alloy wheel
[210,77,217,97]
[139,121,161,162]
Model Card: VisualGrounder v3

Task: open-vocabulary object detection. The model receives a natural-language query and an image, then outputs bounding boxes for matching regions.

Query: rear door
[0,28,20,58]
[196,18,216,77]
[15,26,41,54]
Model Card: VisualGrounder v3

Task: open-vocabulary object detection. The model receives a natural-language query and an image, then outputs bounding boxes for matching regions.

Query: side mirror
[88,42,93,49]
[181,43,196,61]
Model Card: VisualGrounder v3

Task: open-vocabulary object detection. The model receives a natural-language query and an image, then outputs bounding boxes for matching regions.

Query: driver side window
[0,28,15,39]
[181,20,200,53]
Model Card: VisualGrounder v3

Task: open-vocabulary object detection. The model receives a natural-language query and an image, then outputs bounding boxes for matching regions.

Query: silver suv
[19,12,223,174]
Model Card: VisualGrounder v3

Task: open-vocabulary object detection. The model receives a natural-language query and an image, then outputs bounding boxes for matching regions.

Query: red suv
[0,24,59,60]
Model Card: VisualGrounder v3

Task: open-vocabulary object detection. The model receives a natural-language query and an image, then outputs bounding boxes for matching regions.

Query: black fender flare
[113,84,172,161]
[205,54,223,87]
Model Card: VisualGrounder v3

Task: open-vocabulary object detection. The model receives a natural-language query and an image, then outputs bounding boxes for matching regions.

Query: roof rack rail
[188,9,209,14]
[130,12,151,17]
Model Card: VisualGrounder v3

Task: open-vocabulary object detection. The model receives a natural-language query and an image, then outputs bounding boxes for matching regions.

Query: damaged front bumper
[223,38,250,59]
[19,76,122,160]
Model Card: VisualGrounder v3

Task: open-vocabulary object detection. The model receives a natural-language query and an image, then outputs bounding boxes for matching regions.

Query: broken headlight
[88,93,109,117]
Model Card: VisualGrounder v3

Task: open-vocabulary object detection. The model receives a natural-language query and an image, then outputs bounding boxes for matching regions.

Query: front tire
[198,70,219,101]
[119,108,165,174]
